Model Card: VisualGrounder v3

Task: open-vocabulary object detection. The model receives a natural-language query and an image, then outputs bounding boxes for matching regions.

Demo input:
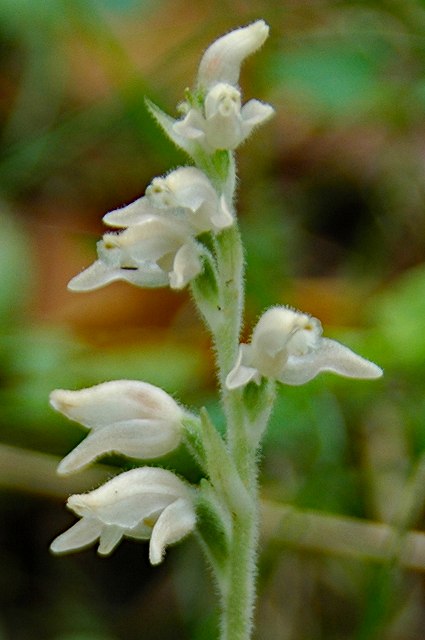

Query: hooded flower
[68,215,202,292]
[103,166,233,233]
[50,467,196,565]
[50,380,185,474]
[226,306,383,389]
[173,82,274,152]
[147,20,274,154]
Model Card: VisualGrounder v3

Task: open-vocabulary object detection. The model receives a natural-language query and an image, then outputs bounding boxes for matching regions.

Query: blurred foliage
[1,0,425,639]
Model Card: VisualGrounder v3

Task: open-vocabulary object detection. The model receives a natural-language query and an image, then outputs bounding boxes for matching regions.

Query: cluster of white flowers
[68,21,274,294]
[50,21,382,572]
[69,167,233,292]
[50,380,195,564]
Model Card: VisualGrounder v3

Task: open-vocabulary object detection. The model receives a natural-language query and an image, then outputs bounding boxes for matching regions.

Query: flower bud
[50,380,185,474]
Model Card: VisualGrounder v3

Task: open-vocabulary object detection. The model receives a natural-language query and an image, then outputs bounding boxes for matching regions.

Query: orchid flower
[50,380,185,475]
[226,306,383,389]
[103,166,233,233]
[68,215,202,291]
[50,467,196,565]
[147,20,274,154]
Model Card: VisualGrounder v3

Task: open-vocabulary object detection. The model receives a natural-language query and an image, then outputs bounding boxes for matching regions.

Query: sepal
[145,97,197,156]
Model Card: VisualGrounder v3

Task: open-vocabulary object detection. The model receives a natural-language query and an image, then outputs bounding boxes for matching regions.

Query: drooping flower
[50,380,185,474]
[226,306,383,389]
[50,467,196,565]
[68,215,202,292]
[103,166,233,233]
[147,20,274,154]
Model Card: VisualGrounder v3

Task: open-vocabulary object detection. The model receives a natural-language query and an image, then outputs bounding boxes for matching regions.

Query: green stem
[221,494,259,640]
[193,147,273,640]
[213,222,261,640]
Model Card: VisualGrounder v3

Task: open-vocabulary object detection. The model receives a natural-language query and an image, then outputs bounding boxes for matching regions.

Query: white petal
[198,20,269,88]
[70,468,191,529]
[98,525,124,555]
[173,109,206,141]
[252,307,321,358]
[205,110,243,150]
[241,99,274,128]
[213,194,234,229]
[149,498,196,565]
[103,196,154,227]
[50,380,183,429]
[225,345,260,390]
[57,419,182,475]
[68,260,123,291]
[50,517,102,554]
[278,338,384,385]
[169,242,202,289]
[163,167,214,212]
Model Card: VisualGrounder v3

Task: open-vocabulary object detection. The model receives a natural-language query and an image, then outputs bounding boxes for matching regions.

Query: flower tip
[149,546,164,566]
[365,361,384,379]
[251,19,269,42]
[56,457,80,476]
[49,539,64,555]
[49,389,68,412]
[198,19,270,88]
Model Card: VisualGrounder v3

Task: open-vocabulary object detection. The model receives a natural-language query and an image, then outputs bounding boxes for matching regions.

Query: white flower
[68,215,202,292]
[226,306,383,389]
[147,20,274,153]
[50,380,185,475]
[50,467,196,565]
[197,20,270,89]
[173,83,274,152]
[104,166,233,233]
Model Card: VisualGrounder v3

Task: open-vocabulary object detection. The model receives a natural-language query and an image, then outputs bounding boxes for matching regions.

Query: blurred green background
[2,0,425,638]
